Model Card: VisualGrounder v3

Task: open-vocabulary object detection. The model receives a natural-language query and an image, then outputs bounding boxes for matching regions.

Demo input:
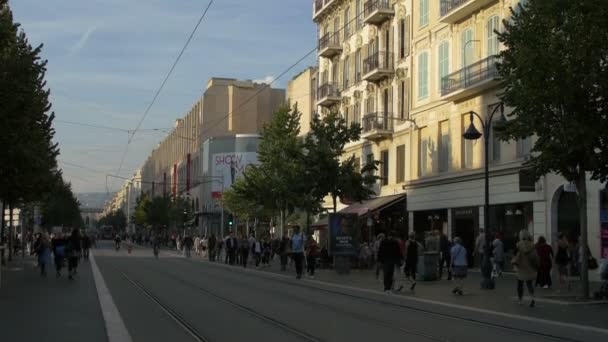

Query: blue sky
[10,0,317,193]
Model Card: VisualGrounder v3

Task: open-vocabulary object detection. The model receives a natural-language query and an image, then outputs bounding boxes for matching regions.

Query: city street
[89,241,607,342]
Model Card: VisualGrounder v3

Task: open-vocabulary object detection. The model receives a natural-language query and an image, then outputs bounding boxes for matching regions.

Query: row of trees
[222,105,378,234]
[125,194,194,233]
[0,1,80,262]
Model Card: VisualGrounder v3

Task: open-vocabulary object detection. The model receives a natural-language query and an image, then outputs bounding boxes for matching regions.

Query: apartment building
[287,67,318,137]
[313,0,607,268]
[313,0,414,238]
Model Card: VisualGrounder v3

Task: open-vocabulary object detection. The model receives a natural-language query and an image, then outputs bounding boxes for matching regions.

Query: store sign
[453,208,474,218]
[211,152,258,198]
[329,213,359,256]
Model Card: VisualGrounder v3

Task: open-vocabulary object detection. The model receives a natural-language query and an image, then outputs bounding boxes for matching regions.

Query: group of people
[34,228,91,280]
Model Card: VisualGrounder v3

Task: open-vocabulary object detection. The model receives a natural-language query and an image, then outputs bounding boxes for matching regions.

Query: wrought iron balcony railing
[441,55,501,96]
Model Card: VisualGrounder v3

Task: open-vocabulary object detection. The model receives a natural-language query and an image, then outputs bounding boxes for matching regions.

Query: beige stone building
[311,0,607,270]
[138,78,284,230]
[287,67,318,137]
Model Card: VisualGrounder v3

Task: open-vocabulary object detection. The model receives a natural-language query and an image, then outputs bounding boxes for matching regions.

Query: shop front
[412,209,448,242]
[451,207,479,267]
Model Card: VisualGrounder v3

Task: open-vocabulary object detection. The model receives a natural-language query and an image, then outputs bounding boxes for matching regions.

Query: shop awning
[310,216,329,230]
[339,194,406,217]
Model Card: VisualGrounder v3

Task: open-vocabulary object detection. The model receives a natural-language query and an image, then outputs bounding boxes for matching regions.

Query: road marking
[90,252,133,342]
[192,258,608,336]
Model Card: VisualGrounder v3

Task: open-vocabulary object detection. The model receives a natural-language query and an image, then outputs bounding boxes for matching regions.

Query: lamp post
[462,102,506,289]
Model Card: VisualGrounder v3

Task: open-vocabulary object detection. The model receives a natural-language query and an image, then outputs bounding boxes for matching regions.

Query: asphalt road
[94,242,607,342]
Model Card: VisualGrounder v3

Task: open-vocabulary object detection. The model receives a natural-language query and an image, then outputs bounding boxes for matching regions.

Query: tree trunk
[8,204,13,261]
[332,195,337,213]
[575,173,589,299]
[1,201,5,266]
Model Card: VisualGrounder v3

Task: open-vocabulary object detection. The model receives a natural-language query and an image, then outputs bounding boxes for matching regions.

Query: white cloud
[253,75,275,85]
[68,25,97,56]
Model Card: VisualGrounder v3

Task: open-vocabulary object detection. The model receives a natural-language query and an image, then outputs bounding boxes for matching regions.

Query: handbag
[589,256,599,270]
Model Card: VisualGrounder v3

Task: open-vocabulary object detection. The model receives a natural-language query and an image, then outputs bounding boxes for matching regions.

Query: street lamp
[462,102,506,289]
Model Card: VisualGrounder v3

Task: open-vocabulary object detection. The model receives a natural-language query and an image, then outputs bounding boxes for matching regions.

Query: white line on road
[90,251,133,342]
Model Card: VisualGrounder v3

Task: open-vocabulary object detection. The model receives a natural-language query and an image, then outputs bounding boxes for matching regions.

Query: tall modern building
[311,0,607,271]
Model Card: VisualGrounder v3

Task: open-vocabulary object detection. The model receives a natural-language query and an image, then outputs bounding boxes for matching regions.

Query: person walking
[183,235,194,258]
[240,235,250,268]
[52,233,67,277]
[439,230,452,280]
[82,233,91,260]
[194,236,201,256]
[378,231,402,293]
[535,236,553,288]
[492,233,504,278]
[305,234,320,278]
[512,230,539,307]
[251,236,262,267]
[66,229,82,280]
[450,237,468,295]
[226,232,238,265]
[555,233,571,292]
[291,226,305,279]
[208,234,217,261]
[279,233,290,271]
[374,233,385,280]
[36,233,51,277]
[474,228,486,268]
[403,232,419,292]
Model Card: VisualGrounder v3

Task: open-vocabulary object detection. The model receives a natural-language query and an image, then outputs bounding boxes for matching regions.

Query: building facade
[311,0,607,271]
[288,67,318,137]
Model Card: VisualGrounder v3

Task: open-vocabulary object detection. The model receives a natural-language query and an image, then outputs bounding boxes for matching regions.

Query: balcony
[313,0,337,22]
[363,51,394,82]
[363,0,395,25]
[362,112,393,140]
[316,82,341,107]
[440,0,498,24]
[441,55,501,102]
[318,33,342,58]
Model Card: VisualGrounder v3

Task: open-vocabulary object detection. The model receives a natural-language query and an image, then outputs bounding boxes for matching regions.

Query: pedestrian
[52,232,67,277]
[512,230,539,307]
[194,236,201,256]
[378,231,402,293]
[439,230,452,280]
[251,236,262,267]
[262,238,272,266]
[279,233,289,271]
[226,231,238,265]
[183,235,194,258]
[450,237,468,295]
[492,233,504,278]
[240,235,250,268]
[305,234,320,278]
[554,233,571,292]
[82,233,91,260]
[36,233,51,277]
[374,233,385,280]
[66,229,82,280]
[474,228,485,268]
[403,232,419,292]
[290,225,305,279]
[208,233,217,261]
[535,236,553,288]
[201,236,208,258]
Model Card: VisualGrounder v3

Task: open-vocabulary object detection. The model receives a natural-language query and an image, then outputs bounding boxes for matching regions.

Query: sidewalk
[0,255,107,342]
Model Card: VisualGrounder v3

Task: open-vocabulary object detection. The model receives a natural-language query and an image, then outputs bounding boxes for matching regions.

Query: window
[439,121,450,172]
[487,16,499,56]
[333,16,341,44]
[417,52,429,99]
[396,145,405,183]
[398,81,405,119]
[517,137,532,158]
[380,150,389,186]
[366,95,375,113]
[356,0,363,29]
[355,49,361,83]
[491,122,501,162]
[461,28,474,67]
[343,55,350,89]
[419,0,429,27]
[354,101,361,124]
[344,7,350,39]
[366,153,374,176]
[344,106,350,127]
[462,115,475,169]
[332,58,339,83]
[438,41,449,92]
[418,127,430,176]
[353,155,361,171]
[399,19,406,59]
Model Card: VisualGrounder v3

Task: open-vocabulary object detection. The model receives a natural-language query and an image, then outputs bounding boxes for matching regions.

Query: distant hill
[76,192,115,209]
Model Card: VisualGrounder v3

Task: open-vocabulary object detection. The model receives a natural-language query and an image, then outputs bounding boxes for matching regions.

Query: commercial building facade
[310,0,607,271]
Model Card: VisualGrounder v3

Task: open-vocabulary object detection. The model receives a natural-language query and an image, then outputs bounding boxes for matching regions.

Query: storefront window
[489,202,533,267]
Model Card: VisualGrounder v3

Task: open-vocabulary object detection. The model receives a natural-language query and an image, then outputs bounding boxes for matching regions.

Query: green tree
[40,176,83,229]
[496,0,608,297]
[305,111,378,212]
[144,196,171,232]
[132,194,150,227]
[98,210,126,232]
[169,195,194,230]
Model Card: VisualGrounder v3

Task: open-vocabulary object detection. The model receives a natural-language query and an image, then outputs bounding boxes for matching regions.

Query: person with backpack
[52,232,67,277]
[554,233,571,292]
[512,230,539,307]
[450,237,468,295]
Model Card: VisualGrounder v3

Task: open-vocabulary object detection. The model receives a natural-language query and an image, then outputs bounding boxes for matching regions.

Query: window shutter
[405,78,410,119]
[405,15,411,57]
[350,52,356,86]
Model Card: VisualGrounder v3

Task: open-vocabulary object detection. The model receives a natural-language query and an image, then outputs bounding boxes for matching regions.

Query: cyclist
[114,234,122,251]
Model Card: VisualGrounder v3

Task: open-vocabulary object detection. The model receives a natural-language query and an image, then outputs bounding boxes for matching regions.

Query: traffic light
[227,213,234,226]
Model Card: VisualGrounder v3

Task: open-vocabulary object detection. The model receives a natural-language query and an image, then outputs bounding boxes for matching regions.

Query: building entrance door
[453,218,475,267]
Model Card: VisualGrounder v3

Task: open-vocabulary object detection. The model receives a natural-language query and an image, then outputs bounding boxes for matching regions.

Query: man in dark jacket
[377,231,402,293]
[225,231,238,265]
[208,233,217,261]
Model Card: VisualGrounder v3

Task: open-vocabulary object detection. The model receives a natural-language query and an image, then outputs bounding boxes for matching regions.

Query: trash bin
[416,252,439,281]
